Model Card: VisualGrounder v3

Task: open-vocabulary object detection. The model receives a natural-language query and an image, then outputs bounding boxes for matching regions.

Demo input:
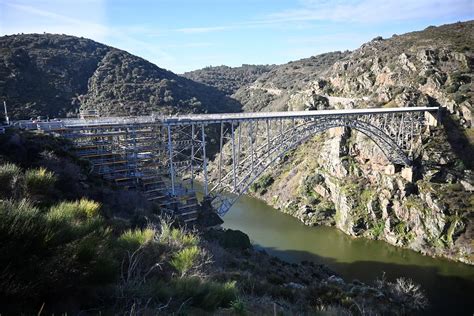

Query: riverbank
[222,192,474,315]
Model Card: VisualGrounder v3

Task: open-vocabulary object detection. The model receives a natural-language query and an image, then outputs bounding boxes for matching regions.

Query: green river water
[219,193,474,315]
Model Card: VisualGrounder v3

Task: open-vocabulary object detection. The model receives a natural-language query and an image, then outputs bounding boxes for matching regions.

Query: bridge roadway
[158,106,439,125]
[14,106,439,134]
[30,106,438,129]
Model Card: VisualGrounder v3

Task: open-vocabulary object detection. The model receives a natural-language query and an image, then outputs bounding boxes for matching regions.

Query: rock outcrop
[205,21,474,264]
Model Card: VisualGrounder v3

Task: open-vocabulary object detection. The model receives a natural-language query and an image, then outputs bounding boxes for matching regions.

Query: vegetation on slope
[0,33,241,119]
[0,129,428,314]
[183,64,275,95]
[234,51,350,111]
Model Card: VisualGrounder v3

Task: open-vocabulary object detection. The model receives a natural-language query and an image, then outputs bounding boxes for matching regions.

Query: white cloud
[266,0,474,23]
[152,0,474,36]
[0,0,108,40]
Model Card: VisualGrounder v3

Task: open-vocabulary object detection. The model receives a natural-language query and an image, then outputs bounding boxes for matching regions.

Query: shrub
[389,278,428,310]
[0,200,51,298]
[117,228,155,251]
[46,199,103,242]
[0,163,22,198]
[0,199,47,254]
[172,228,198,246]
[24,167,56,198]
[47,198,101,221]
[77,198,101,217]
[371,220,385,239]
[170,245,200,276]
[170,277,238,310]
[231,298,246,315]
[250,174,274,194]
[159,219,199,248]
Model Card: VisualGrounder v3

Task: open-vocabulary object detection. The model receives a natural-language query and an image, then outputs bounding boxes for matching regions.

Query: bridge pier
[424,110,439,127]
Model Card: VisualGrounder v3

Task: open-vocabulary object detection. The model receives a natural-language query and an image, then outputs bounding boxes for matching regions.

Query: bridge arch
[211,117,410,215]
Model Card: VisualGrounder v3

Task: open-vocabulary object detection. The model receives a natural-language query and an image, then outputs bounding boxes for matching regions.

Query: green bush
[77,198,101,217]
[170,245,200,276]
[371,220,386,239]
[46,199,104,242]
[0,199,47,254]
[47,199,101,221]
[170,228,199,247]
[169,277,238,310]
[117,227,155,251]
[159,220,199,248]
[0,163,22,198]
[231,298,246,315]
[250,174,274,195]
[24,167,56,197]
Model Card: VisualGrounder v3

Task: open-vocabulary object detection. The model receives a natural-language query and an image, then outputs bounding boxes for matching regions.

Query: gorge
[0,19,473,315]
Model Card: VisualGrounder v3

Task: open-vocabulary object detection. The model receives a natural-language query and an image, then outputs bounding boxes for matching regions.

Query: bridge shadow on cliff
[441,111,474,170]
[257,246,474,316]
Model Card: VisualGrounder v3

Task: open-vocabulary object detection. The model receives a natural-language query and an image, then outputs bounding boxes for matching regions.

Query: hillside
[234,51,350,111]
[0,129,427,314]
[207,21,474,263]
[0,34,240,119]
[182,64,275,95]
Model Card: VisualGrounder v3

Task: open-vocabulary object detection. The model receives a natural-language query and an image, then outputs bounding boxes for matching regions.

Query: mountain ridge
[0,33,241,119]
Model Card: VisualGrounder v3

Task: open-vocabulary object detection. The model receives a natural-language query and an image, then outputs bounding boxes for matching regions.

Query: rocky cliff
[0,34,240,119]
[205,21,473,264]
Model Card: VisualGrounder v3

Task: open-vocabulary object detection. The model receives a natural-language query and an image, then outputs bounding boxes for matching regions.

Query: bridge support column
[202,124,208,196]
[218,122,224,187]
[231,122,237,192]
[191,124,195,189]
[167,125,176,196]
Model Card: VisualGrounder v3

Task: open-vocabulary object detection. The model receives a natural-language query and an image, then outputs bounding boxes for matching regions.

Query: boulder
[460,102,472,127]
[460,180,474,192]
[401,167,414,182]
[385,164,396,175]
[210,229,251,250]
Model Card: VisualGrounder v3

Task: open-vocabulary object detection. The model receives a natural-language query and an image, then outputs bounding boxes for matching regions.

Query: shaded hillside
[0,34,240,119]
[183,64,275,95]
[0,34,108,119]
[206,21,474,264]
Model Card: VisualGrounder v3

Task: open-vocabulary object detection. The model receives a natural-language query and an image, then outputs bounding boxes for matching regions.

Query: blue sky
[1,0,473,73]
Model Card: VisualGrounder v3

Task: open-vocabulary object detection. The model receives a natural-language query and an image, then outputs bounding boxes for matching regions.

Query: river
[220,193,474,315]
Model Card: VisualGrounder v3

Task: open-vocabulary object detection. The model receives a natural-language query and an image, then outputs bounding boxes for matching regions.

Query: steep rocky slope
[0,34,240,119]
[234,51,350,111]
[183,64,275,95]
[210,21,474,264]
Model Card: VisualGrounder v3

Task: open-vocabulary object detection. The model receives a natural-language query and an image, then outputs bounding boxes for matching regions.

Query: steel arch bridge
[16,106,438,221]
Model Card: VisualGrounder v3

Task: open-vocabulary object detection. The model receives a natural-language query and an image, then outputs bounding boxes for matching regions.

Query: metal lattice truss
[160,107,436,216]
[17,106,438,219]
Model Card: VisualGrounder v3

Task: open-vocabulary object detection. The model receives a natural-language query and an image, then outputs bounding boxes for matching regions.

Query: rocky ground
[203,228,429,315]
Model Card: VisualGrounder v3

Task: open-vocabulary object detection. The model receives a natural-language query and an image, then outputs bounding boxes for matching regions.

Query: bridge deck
[160,106,439,125]
[14,106,438,129]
